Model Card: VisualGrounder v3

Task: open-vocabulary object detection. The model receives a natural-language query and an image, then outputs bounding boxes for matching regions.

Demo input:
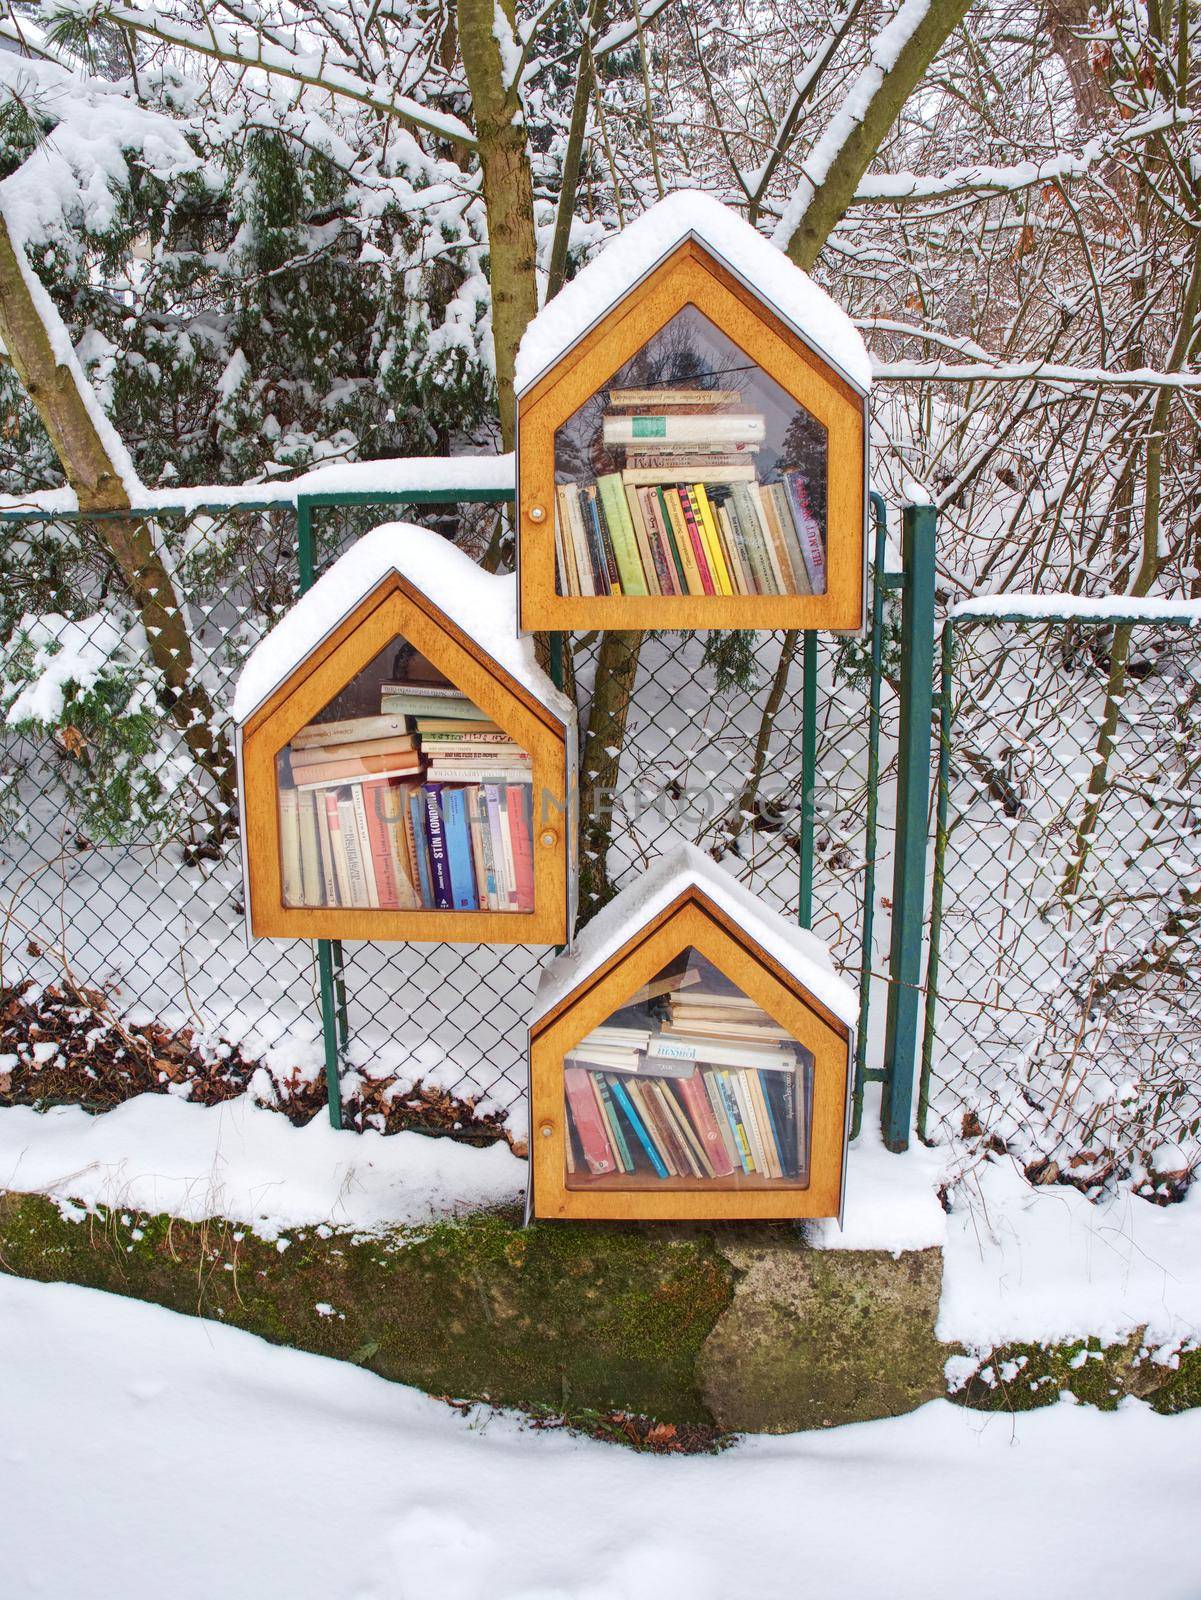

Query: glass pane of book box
[275,635,535,912]
[563,948,814,1190]
[552,304,828,601]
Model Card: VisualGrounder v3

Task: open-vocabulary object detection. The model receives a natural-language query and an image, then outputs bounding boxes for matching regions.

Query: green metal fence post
[852,491,890,1137]
[297,496,315,594]
[917,619,955,1142]
[880,501,937,1151]
[317,940,344,1130]
[797,630,818,927]
[296,493,344,1129]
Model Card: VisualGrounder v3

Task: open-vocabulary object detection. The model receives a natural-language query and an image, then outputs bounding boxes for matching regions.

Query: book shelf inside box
[276,635,538,918]
[530,894,850,1221]
[553,306,830,608]
[241,575,571,945]
[562,947,814,1195]
[517,240,867,632]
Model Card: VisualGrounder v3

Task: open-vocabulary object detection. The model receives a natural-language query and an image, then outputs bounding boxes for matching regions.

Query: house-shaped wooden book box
[233,524,577,945]
[515,190,871,634]
[528,845,855,1221]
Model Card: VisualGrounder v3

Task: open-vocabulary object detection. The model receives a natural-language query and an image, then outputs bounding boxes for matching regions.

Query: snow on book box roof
[514,189,873,398]
[231,522,574,727]
[532,843,858,1029]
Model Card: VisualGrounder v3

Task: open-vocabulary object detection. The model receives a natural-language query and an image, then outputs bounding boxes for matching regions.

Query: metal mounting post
[797,630,818,927]
[881,501,937,1151]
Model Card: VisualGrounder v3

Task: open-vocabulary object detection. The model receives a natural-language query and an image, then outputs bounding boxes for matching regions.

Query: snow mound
[531,841,858,1028]
[0,1094,526,1238]
[514,190,872,396]
[939,1156,1201,1349]
[231,521,574,726]
[807,1110,948,1252]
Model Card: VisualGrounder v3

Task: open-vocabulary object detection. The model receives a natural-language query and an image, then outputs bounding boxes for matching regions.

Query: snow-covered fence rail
[919,600,1201,1192]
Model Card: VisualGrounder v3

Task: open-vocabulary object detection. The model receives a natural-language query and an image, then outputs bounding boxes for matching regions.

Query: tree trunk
[458,0,539,450]
[0,213,234,821]
[578,630,644,914]
[778,0,976,272]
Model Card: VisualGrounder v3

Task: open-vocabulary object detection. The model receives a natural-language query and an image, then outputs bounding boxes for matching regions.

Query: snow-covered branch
[94,4,478,150]
[854,106,1197,206]
[873,359,1201,390]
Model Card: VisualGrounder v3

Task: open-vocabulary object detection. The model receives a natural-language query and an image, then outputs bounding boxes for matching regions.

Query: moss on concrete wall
[3,1192,1193,1433]
[0,1194,949,1431]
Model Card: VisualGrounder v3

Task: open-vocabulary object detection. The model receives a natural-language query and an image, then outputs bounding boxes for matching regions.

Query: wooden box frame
[238,571,575,945]
[516,237,868,634]
[529,886,852,1221]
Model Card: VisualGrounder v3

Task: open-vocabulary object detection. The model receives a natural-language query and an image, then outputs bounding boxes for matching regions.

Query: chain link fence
[0,496,894,1141]
[919,611,1201,1191]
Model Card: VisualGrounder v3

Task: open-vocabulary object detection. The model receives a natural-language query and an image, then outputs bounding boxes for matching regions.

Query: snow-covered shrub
[0,609,194,845]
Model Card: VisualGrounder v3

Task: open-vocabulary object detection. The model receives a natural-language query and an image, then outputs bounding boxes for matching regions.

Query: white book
[337,795,371,907]
[278,788,303,906]
[729,1070,767,1175]
[603,414,766,446]
[644,1034,799,1071]
[350,784,381,908]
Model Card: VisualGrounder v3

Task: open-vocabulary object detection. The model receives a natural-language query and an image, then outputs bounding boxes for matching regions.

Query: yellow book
[691,485,735,597]
[660,487,704,595]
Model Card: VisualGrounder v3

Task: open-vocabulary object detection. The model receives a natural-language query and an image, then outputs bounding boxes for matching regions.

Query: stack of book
[553,385,826,599]
[562,957,814,1184]
[277,679,534,913]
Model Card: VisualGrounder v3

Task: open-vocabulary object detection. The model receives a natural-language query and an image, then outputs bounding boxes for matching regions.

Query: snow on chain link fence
[0,499,895,1140]
[919,613,1201,1188]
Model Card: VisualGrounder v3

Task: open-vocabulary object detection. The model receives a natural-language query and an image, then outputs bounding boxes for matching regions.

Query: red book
[674,1071,736,1177]
[360,778,400,909]
[564,1067,616,1175]
[507,784,534,912]
[678,487,716,595]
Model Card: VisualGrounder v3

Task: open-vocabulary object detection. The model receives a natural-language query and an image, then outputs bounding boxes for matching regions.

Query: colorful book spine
[690,485,736,596]
[593,1074,634,1171]
[421,784,453,909]
[409,790,435,908]
[783,471,827,593]
[597,473,649,596]
[582,487,616,595]
[661,487,704,594]
[623,482,665,595]
[360,778,400,909]
[676,1071,736,1178]
[606,1075,669,1179]
[440,786,479,910]
[508,784,534,911]
[676,485,716,594]
[564,1065,617,1175]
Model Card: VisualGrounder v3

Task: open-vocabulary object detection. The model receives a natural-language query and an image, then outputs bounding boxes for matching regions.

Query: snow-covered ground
[0,1094,527,1238]
[3,1272,1198,1600]
[3,1087,1200,1356]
